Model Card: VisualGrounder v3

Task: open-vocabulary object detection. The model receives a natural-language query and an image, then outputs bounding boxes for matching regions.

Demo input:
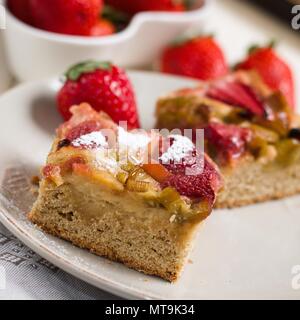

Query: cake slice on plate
[29,103,222,281]
[156,71,300,208]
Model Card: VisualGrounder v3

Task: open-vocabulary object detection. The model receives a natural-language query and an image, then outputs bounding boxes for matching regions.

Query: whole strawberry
[7,0,32,24]
[237,44,295,109]
[57,61,140,129]
[161,36,229,81]
[106,0,186,14]
[29,0,103,36]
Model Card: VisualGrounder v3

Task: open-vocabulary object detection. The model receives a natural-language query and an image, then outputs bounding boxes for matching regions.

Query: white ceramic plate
[0,71,300,300]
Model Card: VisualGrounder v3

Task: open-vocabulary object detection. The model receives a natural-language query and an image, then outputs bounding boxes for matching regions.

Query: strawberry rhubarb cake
[156,70,300,208]
[29,103,222,281]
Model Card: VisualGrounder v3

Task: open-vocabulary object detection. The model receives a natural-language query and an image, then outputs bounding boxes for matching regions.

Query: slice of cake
[29,103,222,281]
[156,71,300,208]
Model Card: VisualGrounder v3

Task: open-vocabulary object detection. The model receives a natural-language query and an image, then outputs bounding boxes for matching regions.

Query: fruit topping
[207,80,266,117]
[66,120,103,142]
[126,180,150,193]
[244,124,279,143]
[161,147,222,206]
[42,164,63,186]
[275,139,300,166]
[158,187,191,217]
[61,156,87,172]
[205,122,253,163]
[256,92,292,136]
[57,103,117,139]
[116,171,129,184]
[142,164,172,183]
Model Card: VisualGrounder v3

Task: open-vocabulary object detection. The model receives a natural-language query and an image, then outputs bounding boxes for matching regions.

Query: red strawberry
[29,0,103,36]
[57,61,140,129]
[106,0,186,14]
[205,123,253,163]
[89,19,115,36]
[237,44,295,109]
[161,36,229,81]
[162,151,222,205]
[207,80,266,116]
[7,0,32,24]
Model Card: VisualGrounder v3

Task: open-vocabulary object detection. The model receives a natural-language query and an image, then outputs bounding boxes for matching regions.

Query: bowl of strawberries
[3,0,210,82]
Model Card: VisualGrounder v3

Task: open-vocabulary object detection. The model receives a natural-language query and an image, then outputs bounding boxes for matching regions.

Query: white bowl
[2,0,211,82]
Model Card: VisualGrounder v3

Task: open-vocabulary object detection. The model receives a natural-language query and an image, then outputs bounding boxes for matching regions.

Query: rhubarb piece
[142,164,172,183]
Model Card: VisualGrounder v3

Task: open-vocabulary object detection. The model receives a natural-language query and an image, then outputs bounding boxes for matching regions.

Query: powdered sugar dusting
[118,127,150,150]
[160,135,194,164]
[118,127,150,165]
[72,131,108,149]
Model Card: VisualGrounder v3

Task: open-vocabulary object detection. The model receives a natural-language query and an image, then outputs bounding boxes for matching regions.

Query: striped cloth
[0,223,120,300]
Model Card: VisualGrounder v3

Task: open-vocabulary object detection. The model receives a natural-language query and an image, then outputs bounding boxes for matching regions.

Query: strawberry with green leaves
[236,43,295,109]
[161,36,229,81]
[57,61,140,129]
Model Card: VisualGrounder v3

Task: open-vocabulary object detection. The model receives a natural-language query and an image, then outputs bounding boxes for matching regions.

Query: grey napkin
[0,223,120,300]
